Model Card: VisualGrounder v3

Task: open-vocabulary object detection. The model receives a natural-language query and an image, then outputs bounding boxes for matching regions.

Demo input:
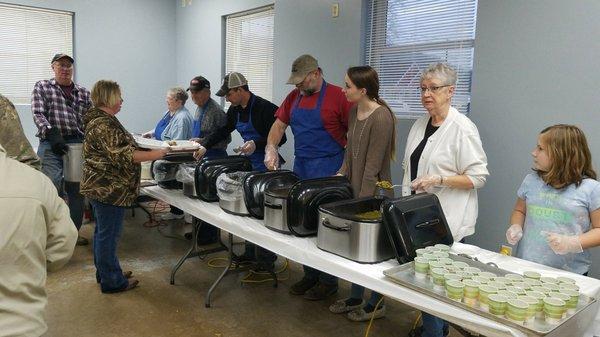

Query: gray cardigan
[194,98,231,150]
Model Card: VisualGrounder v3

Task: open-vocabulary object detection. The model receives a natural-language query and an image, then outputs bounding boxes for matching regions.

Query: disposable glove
[544,232,583,255]
[46,128,69,155]
[411,174,442,191]
[193,145,207,161]
[264,144,279,170]
[239,140,256,155]
[505,224,523,245]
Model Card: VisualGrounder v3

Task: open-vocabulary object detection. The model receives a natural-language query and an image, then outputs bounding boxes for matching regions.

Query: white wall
[6,0,176,145]
[175,0,364,165]
[468,0,600,277]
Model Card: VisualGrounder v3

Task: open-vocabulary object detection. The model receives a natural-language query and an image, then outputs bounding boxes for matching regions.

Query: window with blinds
[224,5,274,108]
[0,3,73,104]
[364,0,477,118]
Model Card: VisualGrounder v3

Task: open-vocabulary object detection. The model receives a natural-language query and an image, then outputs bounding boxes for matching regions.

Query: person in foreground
[506,124,600,276]
[80,80,169,293]
[0,144,77,336]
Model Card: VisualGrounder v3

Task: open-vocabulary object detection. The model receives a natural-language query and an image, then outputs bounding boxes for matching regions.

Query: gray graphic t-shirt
[517,173,600,274]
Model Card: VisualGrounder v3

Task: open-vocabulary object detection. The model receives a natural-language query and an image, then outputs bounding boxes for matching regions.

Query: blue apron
[193,102,227,160]
[235,96,266,171]
[289,82,344,179]
[154,112,172,141]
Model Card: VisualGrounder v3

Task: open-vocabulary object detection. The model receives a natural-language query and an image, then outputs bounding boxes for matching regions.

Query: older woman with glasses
[403,63,489,337]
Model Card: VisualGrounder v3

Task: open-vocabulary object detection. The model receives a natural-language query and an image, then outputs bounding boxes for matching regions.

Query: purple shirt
[31,78,91,139]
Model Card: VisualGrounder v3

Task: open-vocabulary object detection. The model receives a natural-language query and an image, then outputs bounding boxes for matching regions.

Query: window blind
[0,3,73,104]
[224,5,274,108]
[365,0,477,118]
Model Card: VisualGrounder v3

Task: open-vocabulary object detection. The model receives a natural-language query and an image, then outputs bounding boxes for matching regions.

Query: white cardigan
[401,107,489,241]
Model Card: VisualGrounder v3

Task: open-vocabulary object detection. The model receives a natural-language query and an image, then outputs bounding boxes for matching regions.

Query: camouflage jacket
[80,107,140,206]
[0,94,41,170]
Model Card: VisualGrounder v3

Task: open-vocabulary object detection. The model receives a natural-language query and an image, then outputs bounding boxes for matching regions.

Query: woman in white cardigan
[404,63,489,337]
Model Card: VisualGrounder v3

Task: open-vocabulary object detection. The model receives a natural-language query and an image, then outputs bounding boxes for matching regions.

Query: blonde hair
[536,124,597,189]
[91,80,122,108]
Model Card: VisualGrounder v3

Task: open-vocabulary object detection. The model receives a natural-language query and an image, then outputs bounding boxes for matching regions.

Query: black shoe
[289,277,318,295]
[408,325,449,337]
[303,282,338,301]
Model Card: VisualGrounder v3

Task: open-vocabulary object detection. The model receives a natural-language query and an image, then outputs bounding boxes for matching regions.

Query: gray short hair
[420,63,457,86]
[167,87,188,104]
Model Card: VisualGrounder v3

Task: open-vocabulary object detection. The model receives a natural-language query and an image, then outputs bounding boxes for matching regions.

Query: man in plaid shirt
[31,53,92,246]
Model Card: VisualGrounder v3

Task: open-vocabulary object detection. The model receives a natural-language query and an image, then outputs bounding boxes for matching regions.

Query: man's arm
[0,95,41,169]
[31,81,52,138]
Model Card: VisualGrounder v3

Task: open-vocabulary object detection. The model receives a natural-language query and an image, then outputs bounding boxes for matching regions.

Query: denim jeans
[350,284,384,307]
[421,312,449,337]
[37,139,85,230]
[90,199,128,292]
[303,266,337,286]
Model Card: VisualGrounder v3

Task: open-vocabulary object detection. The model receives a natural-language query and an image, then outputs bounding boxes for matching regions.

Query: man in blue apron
[265,54,353,300]
[213,72,287,278]
[188,76,231,161]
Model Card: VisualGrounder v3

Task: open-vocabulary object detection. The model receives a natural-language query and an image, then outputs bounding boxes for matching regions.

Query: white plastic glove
[264,144,279,170]
[239,140,256,155]
[544,232,583,255]
[142,131,153,138]
[411,174,442,191]
[506,224,524,245]
[193,145,207,161]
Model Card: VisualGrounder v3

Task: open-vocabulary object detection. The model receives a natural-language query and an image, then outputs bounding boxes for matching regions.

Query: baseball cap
[216,72,248,97]
[51,53,74,64]
[286,54,319,85]
[187,76,211,91]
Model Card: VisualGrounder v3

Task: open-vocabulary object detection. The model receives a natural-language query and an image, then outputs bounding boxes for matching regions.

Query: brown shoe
[303,282,338,301]
[76,235,89,246]
[103,279,139,294]
[123,271,133,279]
[289,277,318,295]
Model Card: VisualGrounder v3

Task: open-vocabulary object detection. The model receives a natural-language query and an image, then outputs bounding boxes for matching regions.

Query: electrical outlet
[331,3,339,18]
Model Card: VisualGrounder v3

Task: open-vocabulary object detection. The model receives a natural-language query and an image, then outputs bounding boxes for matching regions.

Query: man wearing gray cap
[265,54,353,300]
[31,53,92,246]
[213,71,286,277]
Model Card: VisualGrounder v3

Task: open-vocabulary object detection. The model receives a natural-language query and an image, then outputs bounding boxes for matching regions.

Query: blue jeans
[350,284,384,307]
[37,139,85,230]
[303,266,337,286]
[421,312,449,337]
[90,199,128,292]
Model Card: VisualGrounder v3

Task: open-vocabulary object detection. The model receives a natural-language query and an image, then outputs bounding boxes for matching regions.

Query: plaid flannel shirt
[31,78,91,139]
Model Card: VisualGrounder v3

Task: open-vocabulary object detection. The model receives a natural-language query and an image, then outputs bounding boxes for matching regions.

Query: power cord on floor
[364,296,385,337]
[240,259,290,283]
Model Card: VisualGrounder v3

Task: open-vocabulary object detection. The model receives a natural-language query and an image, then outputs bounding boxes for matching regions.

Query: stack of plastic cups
[518,295,539,325]
[445,280,465,302]
[552,293,572,317]
[523,271,541,280]
[560,289,580,315]
[431,267,447,292]
[478,284,498,312]
[506,299,529,324]
[414,257,430,280]
[526,290,547,319]
[505,273,525,283]
[543,297,566,325]
[488,294,508,317]
[463,279,481,307]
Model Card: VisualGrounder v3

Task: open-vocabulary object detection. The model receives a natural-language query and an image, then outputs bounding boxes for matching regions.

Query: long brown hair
[536,124,596,189]
[346,66,397,160]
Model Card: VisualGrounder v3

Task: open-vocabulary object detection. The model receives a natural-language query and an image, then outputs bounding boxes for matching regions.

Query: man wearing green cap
[265,54,353,300]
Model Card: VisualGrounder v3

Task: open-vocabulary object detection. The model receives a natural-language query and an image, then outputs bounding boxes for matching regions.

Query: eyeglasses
[420,85,451,94]
[53,63,73,70]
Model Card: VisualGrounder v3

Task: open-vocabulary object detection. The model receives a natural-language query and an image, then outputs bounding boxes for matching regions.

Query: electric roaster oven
[243,170,299,219]
[194,156,253,202]
[317,196,394,263]
[264,176,353,236]
[216,171,255,216]
[381,193,454,264]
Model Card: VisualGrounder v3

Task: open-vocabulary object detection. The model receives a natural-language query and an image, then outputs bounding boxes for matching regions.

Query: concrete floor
[44,210,462,337]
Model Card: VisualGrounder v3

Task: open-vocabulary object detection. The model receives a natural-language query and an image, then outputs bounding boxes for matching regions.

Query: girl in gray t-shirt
[506,124,600,274]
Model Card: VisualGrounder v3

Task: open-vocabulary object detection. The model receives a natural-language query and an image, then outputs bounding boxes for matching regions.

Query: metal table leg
[205,233,234,308]
[170,218,227,285]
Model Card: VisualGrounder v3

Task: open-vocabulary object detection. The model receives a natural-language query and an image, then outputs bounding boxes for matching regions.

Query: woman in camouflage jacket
[81,80,168,293]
